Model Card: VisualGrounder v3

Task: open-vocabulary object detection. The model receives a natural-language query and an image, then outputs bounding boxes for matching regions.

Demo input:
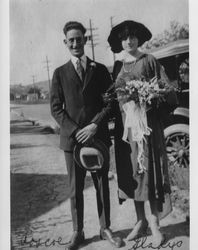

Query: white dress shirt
[71,54,87,72]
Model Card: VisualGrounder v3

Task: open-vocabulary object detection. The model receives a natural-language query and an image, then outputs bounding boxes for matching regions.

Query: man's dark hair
[63,21,86,36]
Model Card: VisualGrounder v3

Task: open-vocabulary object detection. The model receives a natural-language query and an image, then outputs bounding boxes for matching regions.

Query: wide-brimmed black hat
[73,139,109,172]
[108,20,152,53]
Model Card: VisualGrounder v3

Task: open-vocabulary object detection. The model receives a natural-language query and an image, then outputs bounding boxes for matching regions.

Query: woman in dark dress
[108,20,177,246]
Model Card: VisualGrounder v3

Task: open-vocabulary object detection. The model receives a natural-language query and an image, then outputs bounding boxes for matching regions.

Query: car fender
[164,123,189,138]
[173,107,189,118]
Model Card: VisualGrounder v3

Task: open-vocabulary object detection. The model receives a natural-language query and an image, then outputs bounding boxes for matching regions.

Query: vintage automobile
[149,39,189,174]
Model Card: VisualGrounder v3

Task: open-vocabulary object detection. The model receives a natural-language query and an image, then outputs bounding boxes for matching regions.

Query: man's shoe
[66,231,85,250]
[100,228,122,248]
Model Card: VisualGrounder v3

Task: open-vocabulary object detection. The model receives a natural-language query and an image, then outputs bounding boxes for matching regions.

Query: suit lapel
[83,57,96,91]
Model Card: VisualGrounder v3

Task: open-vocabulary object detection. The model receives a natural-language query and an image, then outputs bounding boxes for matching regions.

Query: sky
[10,0,189,85]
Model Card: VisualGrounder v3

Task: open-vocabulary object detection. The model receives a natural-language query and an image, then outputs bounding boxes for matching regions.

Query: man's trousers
[64,151,111,231]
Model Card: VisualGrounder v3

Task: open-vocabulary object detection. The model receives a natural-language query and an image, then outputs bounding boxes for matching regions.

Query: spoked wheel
[164,124,189,170]
[164,124,189,219]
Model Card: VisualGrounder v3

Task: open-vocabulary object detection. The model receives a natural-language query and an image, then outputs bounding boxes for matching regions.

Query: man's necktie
[76,58,85,82]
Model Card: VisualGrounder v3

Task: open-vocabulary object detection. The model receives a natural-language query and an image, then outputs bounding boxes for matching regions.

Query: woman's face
[121,35,139,54]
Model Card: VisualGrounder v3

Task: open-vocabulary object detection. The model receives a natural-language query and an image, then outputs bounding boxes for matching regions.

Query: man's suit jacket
[50,57,112,151]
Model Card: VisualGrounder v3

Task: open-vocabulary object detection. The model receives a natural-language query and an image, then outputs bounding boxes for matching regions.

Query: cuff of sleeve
[70,127,79,139]
[91,115,101,125]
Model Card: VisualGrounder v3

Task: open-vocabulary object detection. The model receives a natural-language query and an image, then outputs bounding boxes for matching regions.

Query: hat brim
[108,20,152,53]
[73,139,109,172]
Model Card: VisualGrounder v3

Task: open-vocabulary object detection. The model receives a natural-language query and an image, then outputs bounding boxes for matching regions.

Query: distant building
[15,94,21,100]
[27,93,39,101]
[40,92,49,99]
[21,94,28,100]
[10,83,28,101]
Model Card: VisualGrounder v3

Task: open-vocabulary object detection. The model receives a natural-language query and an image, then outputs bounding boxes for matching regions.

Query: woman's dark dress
[112,54,176,216]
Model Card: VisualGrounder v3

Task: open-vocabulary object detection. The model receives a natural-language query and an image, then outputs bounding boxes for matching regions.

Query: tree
[142,21,189,50]
[27,86,41,98]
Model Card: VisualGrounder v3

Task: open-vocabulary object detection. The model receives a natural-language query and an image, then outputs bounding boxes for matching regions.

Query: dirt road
[10,122,189,250]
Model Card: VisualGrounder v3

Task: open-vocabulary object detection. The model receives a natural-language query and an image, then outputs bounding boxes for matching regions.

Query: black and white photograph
[1,0,193,249]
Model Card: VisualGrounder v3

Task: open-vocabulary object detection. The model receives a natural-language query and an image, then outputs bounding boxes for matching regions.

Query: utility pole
[44,55,51,92]
[110,16,116,63]
[89,19,95,61]
[31,75,36,94]
[87,19,99,61]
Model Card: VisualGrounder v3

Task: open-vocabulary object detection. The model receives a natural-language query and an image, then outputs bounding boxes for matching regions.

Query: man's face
[65,29,86,58]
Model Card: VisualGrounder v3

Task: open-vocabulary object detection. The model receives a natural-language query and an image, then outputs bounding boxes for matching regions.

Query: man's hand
[75,123,98,144]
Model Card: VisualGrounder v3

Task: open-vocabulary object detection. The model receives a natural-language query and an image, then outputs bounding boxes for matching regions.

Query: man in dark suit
[50,21,121,249]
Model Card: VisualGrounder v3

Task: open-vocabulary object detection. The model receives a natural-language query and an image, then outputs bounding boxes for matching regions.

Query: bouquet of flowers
[104,75,173,175]
[115,75,172,107]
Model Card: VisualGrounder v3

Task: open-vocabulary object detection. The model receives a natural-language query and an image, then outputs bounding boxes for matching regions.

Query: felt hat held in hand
[73,139,109,172]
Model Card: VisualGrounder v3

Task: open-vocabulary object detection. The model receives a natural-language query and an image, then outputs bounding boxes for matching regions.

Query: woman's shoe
[149,215,165,247]
[126,219,148,241]
[152,232,166,247]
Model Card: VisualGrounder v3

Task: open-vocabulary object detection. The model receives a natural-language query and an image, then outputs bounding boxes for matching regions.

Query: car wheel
[164,124,189,169]
[164,124,189,218]
[164,123,189,196]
